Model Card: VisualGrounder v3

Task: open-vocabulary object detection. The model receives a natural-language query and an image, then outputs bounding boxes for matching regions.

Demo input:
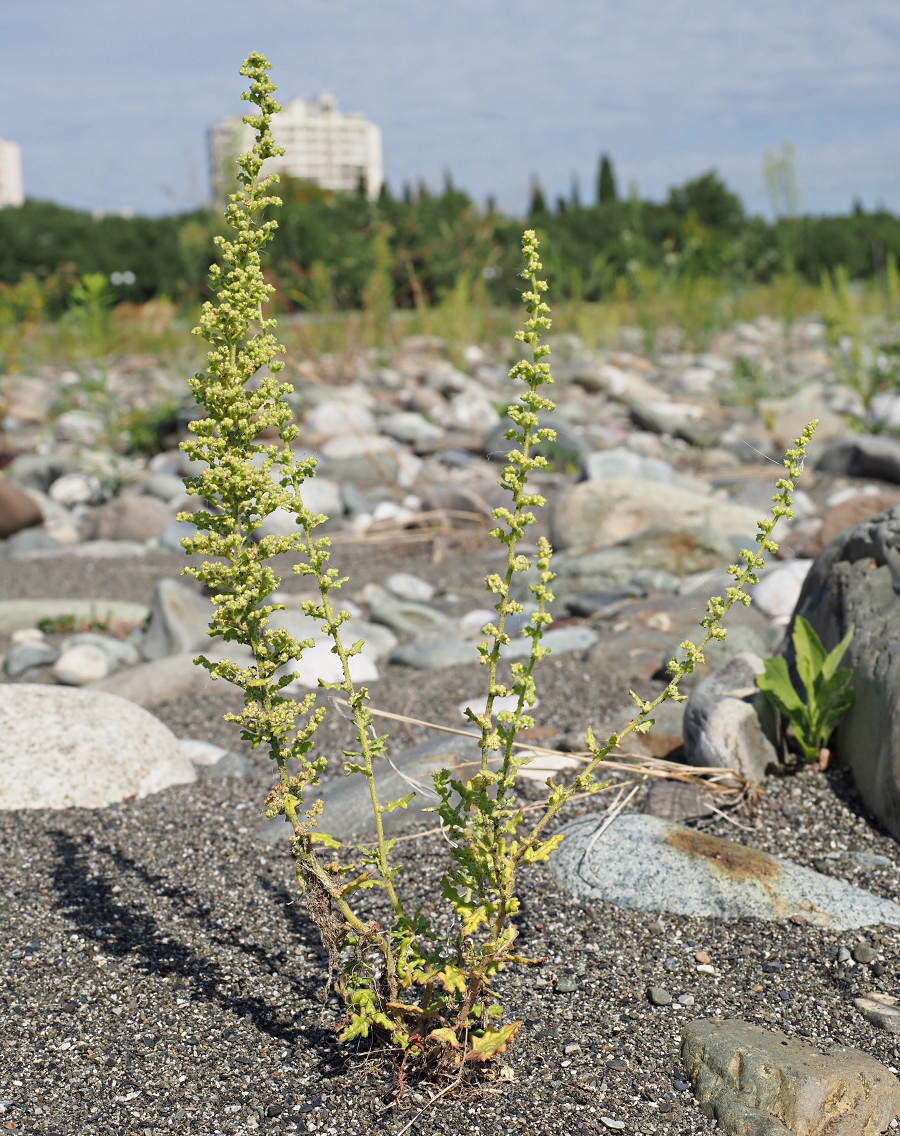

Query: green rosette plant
[179,52,818,1073]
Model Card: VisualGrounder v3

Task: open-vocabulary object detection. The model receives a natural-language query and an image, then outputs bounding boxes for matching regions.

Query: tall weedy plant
[180,54,817,1071]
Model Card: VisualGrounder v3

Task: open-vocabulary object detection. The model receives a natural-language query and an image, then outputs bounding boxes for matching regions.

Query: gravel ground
[2,538,900,1135]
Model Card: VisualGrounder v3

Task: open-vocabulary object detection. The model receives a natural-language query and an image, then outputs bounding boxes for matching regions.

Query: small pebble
[762,960,782,973]
[676,993,695,1007]
[673,1078,691,1092]
[693,950,711,964]
[872,962,886,977]
[696,963,715,974]
[647,986,672,1006]
[554,976,578,994]
[663,957,678,972]
[837,947,852,963]
[853,943,876,965]
[600,1119,626,1131]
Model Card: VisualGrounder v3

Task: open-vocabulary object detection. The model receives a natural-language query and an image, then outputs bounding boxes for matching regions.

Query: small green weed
[756,615,855,766]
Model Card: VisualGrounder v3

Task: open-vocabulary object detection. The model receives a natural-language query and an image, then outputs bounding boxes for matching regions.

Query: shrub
[179,53,817,1075]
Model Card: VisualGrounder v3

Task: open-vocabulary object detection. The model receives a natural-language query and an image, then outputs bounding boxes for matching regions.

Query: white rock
[178,738,230,767]
[751,559,813,624]
[0,684,196,809]
[48,471,107,507]
[53,643,112,685]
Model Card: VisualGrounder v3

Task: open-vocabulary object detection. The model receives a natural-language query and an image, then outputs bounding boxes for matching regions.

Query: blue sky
[2,0,898,218]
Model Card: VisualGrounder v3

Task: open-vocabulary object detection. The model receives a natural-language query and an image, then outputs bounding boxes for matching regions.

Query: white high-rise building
[209,93,383,201]
[0,139,24,207]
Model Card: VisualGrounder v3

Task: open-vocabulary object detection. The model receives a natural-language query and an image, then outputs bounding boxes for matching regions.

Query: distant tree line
[1,156,899,315]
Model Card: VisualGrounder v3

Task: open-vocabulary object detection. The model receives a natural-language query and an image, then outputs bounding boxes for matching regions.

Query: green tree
[597,154,618,205]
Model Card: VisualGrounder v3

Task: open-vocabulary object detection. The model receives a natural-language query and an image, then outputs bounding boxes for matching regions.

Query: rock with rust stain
[549,812,900,930]
[681,1017,900,1136]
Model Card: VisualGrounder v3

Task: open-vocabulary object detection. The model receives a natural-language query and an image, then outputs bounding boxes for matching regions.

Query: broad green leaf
[466,1021,522,1062]
[309,831,341,849]
[793,615,826,698]
[427,1027,460,1049]
[433,965,468,994]
[756,657,805,717]
[821,624,855,683]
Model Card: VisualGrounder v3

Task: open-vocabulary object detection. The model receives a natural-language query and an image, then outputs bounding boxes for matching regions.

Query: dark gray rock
[816,434,900,484]
[683,653,781,782]
[681,1017,900,1136]
[790,504,900,839]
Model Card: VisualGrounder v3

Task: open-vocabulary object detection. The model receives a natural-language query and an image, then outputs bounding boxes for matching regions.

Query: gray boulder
[790,504,900,839]
[816,434,900,484]
[681,1017,900,1136]
[142,578,212,661]
[549,812,900,929]
[0,684,196,809]
[683,652,781,782]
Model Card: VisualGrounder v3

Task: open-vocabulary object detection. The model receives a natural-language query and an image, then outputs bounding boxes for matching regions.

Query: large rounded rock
[790,503,900,839]
[0,685,196,809]
[551,478,761,555]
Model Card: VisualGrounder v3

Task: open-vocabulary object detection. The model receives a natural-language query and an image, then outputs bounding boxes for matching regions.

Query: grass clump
[179,53,817,1076]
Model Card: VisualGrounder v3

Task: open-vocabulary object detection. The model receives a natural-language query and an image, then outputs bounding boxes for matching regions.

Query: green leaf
[792,615,826,696]
[756,656,805,717]
[427,1026,460,1049]
[466,1021,522,1062]
[821,624,855,683]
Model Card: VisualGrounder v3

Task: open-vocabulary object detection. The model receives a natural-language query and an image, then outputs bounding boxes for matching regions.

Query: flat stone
[549,812,900,930]
[0,684,196,809]
[854,993,900,1034]
[3,640,59,677]
[816,434,900,484]
[255,731,483,842]
[0,599,148,635]
[681,1017,900,1136]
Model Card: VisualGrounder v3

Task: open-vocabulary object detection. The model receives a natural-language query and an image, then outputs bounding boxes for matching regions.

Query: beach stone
[384,572,435,603]
[551,548,681,598]
[83,494,172,542]
[279,637,380,690]
[303,398,375,438]
[762,380,856,452]
[798,491,900,558]
[0,684,196,808]
[549,812,900,929]
[681,1017,900,1136]
[362,584,449,637]
[390,635,476,670]
[683,653,780,782]
[854,993,900,1034]
[378,410,443,448]
[2,528,63,558]
[53,643,112,685]
[60,632,141,670]
[48,471,107,507]
[816,434,900,484]
[91,653,224,705]
[551,478,761,555]
[482,411,590,476]
[3,640,59,677]
[869,392,900,431]
[751,559,813,623]
[790,504,900,839]
[0,598,148,635]
[141,578,211,661]
[583,448,701,489]
[253,477,343,540]
[5,452,77,494]
[0,478,43,538]
[256,732,483,842]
